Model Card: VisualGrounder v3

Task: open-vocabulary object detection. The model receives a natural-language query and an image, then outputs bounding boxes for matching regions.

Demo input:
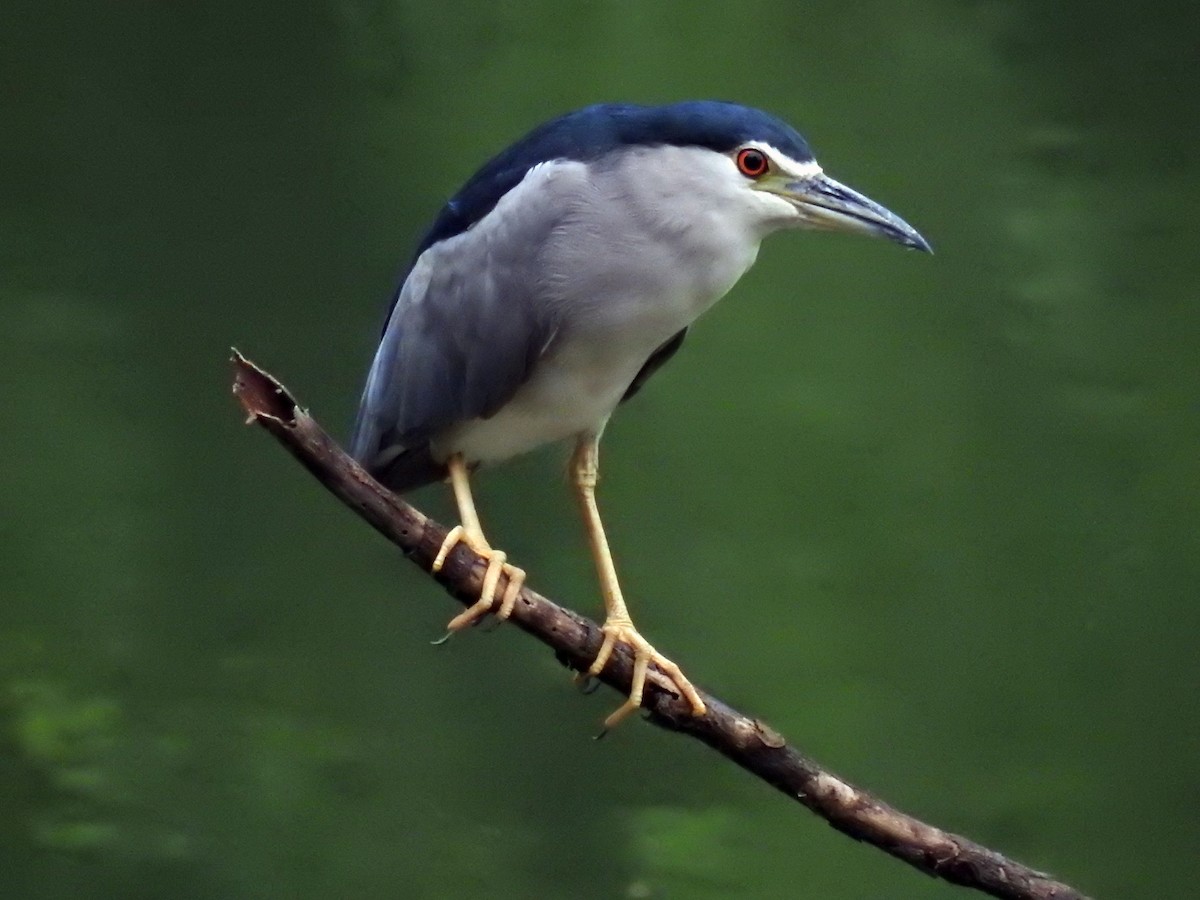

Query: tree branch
[230,350,1091,900]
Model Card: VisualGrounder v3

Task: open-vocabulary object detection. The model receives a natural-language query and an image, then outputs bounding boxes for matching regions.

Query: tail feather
[362,442,446,494]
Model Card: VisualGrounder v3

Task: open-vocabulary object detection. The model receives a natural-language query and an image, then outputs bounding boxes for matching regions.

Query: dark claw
[592,727,609,742]
[480,614,501,634]
[577,675,601,695]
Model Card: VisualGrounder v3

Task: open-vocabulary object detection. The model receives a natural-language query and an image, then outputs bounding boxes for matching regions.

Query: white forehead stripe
[757,143,823,178]
[786,160,823,177]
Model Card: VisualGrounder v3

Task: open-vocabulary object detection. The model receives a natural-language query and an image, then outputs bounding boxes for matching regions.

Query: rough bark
[230,350,1092,900]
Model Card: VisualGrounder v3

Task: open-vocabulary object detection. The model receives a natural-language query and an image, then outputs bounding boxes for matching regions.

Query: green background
[3,2,1197,898]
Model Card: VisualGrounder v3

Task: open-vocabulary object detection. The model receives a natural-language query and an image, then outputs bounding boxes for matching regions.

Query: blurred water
[2,2,1197,898]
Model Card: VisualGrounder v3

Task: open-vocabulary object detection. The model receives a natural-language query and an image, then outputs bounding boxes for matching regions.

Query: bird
[350,101,930,730]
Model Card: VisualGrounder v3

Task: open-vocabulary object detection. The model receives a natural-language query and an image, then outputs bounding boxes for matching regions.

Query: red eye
[736,148,769,177]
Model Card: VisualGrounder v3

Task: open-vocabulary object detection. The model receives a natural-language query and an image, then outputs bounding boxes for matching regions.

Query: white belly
[432,326,668,463]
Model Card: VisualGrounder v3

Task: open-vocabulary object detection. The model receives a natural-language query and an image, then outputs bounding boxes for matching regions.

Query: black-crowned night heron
[351,101,929,729]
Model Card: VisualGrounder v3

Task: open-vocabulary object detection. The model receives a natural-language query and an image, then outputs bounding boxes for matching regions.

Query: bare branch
[230,350,1092,900]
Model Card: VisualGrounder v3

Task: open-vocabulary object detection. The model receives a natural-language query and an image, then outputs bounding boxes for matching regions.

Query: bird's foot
[431,525,526,633]
[582,616,707,731]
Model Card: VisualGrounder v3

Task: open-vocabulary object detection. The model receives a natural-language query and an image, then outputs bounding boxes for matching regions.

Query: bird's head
[599,101,931,252]
[719,139,931,252]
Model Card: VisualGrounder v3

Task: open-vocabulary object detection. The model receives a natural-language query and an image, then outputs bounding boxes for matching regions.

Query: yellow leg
[432,454,526,631]
[570,435,706,729]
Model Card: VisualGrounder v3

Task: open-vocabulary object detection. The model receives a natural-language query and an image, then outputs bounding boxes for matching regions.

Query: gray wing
[349,243,554,476]
[349,165,579,482]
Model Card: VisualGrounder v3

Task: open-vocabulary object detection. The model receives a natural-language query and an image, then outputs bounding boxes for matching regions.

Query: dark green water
[3,3,1197,898]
